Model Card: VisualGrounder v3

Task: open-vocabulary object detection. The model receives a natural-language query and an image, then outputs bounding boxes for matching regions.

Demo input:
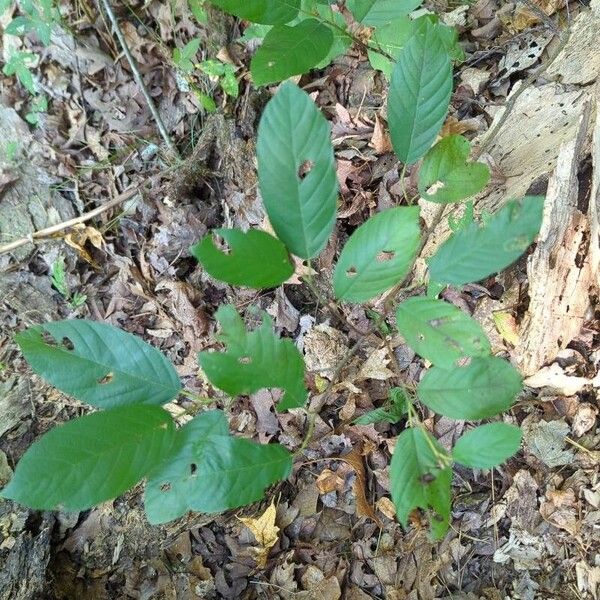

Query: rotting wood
[516,103,593,375]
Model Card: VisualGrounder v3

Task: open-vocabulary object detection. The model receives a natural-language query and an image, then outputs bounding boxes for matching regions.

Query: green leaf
[453,423,522,469]
[314,5,352,68]
[353,387,408,425]
[209,0,300,24]
[145,410,292,523]
[418,135,490,204]
[396,297,490,369]
[191,229,293,288]
[188,0,208,22]
[428,197,545,285]
[390,427,452,539]
[417,356,522,420]
[333,207,420,303]
[347,0,423,25]
[367,17,414,78]
[388,20,452,165]
[198,305,307,411]
[2,405,176,511]
[257,81,338,259]
[251,19,334,86]
[15,320,182,408]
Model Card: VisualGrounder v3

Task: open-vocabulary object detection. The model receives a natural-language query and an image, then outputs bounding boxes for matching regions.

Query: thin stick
[0,188,138,255]
[96,0,179,158]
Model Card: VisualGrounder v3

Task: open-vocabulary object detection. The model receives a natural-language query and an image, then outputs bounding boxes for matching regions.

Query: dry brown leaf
[316,469,344,494]
[238,501,280,567]
[64,223,104,267]
[356,347,394,381]
[376,496,397,520]
[370,116,392,155]
[337,446,382,526]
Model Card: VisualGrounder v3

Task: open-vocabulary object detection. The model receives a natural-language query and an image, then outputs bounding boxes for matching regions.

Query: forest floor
[0,1,599,599]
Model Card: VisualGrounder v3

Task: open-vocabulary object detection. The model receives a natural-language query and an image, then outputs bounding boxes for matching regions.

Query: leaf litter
[0,0,599,597]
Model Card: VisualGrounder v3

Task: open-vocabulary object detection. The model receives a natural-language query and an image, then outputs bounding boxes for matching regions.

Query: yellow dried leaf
[238,501,279,567]
[64,224,104,267]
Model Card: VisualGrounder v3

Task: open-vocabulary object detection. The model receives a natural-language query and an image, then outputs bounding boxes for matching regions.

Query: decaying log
[516,103,593,375]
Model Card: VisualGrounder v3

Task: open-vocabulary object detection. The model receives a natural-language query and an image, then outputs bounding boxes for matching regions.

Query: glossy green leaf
[428,197,545,285]
[2,405,175,511]
[191,228,293,289]
[390,427,452,539]
[257,81,338,258]
[418,135,490,204]
[396,297,490,369]
[209,0,300,24]
[251,19,334,86]
[333,207,420,303]
[347,0,423,25]
[145,410,292,523]
[15,320,182,408]
[453,423,522,469]
[388,20,452,165]
[199,305,307,411]
[418,356,522,420]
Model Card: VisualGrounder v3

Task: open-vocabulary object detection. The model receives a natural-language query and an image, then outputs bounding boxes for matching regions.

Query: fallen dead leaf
[524,363,600,396]
[356,347,395,381]
[316,469,345,494]
[238,501,280,567]
[370,115,392,155]
[64,223,104,267]
[376,496,397,520]
[337,446,382,526]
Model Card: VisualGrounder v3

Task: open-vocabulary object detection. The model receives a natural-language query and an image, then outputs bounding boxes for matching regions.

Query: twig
[96,0,179,158]
[0,188,138,255]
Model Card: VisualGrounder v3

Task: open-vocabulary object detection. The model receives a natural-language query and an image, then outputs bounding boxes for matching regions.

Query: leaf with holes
[251,19,334,86]
[198,305,307,411]
[191,229,293,289]
[15,320,182,408]
[333,207,420,303]
[257,82,338,258]
[2,405,175,511]
[347,0,423,25]
[418,135,490,203]
[390,427,452,539]
[418,356,522,420]
[396,297,490,369]
[144,410,292,523]
[428,196,545,285]
[453,423,522,469]
[208,0,300,24]
[388,20,452,165]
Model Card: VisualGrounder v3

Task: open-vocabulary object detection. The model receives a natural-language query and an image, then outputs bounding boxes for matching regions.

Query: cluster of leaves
[2,0,546,538]
[1,0,58,123]
[3,316,303,523]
